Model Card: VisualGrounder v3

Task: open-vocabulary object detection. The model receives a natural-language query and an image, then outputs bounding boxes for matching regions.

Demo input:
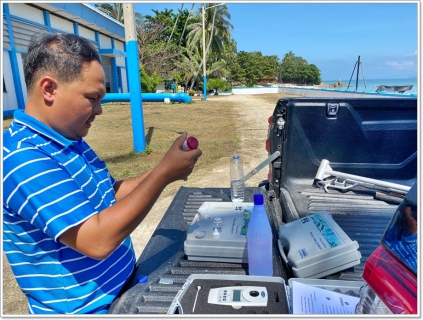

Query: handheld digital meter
[207,286,268,309]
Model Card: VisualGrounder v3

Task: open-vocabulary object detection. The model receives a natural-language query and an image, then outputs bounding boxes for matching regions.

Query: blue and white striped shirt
[3,110,136,314]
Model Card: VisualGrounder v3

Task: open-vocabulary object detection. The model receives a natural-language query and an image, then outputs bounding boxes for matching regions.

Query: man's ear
[40,76,57,103]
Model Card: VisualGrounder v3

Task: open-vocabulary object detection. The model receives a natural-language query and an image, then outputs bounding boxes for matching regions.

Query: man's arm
[59,133,202,259]
[113,169,152,201]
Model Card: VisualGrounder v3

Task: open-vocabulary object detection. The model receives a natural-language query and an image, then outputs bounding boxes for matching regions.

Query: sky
[134,1,419,81]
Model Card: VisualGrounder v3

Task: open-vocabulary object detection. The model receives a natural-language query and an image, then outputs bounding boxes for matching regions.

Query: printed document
[292,281,360,314]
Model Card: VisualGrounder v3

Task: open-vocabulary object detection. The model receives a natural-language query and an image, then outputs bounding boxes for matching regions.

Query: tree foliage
[280,51,321,85]
[184,4,233,89]
[136,9,186,79]
[207,78,231,94]
[139,66,162,93]
[94,3,142,24]
[234,51,279,87]
[95,3,323,89]
[94,3,124,22]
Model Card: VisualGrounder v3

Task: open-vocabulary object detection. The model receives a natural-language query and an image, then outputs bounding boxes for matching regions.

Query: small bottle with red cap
[182,136,198,151]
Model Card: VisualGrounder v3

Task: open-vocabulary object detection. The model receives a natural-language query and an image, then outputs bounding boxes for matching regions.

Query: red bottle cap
[185,136,198,150]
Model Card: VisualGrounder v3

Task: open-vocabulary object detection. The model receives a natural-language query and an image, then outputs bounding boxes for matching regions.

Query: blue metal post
[73,22,79,35]
[123,4,145,152]
[203,75,207,100]
[202,4,207,101]
[43,10,52,33]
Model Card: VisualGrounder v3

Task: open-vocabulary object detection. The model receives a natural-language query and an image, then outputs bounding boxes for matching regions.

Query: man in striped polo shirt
[3,32,202,314]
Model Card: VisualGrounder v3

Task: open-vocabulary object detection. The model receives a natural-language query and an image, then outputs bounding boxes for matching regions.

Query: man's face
[51,60,106,140]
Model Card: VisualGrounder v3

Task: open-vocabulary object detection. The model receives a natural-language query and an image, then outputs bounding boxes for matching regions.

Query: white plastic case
[278,211,362,278]
[184,202,253,263]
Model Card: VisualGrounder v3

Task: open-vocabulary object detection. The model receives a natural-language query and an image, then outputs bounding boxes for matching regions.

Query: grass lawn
[85,97,239,181]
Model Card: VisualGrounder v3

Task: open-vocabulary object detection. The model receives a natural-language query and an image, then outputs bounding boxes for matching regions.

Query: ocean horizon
[322,78,418,94]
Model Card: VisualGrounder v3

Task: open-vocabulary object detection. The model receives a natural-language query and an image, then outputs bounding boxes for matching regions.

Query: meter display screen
[233,290,241,302]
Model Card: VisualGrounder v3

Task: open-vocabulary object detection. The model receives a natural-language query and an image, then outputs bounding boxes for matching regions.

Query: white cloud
[405,51,417,56]
[386,60,415,70]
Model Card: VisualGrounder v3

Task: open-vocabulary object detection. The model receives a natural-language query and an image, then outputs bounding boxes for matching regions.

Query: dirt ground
[2,93,287,314]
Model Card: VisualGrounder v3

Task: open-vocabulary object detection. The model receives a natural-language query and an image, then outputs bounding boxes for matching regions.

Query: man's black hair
[24,32,101,92]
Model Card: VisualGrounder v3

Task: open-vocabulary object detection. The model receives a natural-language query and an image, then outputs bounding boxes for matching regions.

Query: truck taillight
[361,246,417,314]
[268,115,274,123]
[265,137,270,153]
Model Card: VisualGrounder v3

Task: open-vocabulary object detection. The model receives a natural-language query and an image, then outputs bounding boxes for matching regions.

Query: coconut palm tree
[179,3,195,48]
[185,3,233,89]
[166,3,184,49]
[176,46,203,89]
[185,4,233,59]
[177,46,229,91]
[94,3,142,24]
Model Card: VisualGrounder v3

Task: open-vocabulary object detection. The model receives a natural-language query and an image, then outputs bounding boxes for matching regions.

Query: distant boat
[375,85,413,94]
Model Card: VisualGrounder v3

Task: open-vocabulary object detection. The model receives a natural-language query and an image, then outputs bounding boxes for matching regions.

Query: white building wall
[2,51,18,112]
[99,34,111,48]
[50,15,74,33]
[120,68,128,93]
[8,3,44,24]
[115,40,124,51]
[232,87,280,95]
[116,56,126,67]
[78,26,96,41]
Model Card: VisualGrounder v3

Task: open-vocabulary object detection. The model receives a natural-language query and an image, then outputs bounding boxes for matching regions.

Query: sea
[322,78,418,94]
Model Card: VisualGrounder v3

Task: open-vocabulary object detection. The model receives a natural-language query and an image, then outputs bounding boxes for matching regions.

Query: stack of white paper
[292,281,360,314]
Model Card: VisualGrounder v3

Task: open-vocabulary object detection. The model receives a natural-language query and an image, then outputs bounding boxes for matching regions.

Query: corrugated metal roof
[31,3,125,41]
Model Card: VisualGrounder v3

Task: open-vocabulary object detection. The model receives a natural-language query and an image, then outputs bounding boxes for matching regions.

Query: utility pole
[201,3,225,101]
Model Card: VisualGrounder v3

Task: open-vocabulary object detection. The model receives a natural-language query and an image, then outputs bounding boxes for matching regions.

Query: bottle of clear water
[247,193,273,276]
[230,155,244,202]
[355,283,393,314]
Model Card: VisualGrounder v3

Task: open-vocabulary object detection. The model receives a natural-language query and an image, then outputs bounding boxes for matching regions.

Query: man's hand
[156,132,202,184]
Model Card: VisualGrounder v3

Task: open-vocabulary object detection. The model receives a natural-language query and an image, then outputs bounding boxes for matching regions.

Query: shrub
[207,78,231,94]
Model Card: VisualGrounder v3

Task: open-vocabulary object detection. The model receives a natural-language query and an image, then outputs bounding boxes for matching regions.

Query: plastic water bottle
[247,193,273,276]
[230,155,244,202]
[355,283,393,314]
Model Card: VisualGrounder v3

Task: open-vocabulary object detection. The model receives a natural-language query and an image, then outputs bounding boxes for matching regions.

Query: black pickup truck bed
[109,97,417,314]
[267,97,417,221]
[108,186,392,314]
